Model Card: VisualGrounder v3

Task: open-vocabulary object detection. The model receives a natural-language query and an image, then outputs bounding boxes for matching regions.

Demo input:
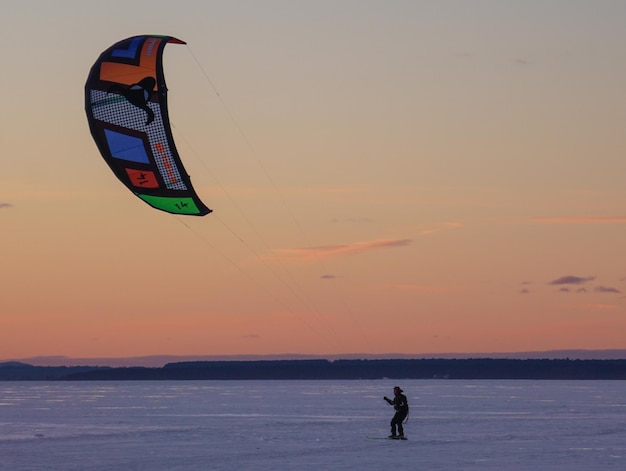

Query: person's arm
[383,396,394,405]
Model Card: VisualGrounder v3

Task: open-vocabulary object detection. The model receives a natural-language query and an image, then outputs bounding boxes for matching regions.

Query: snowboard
[367,436,407,441]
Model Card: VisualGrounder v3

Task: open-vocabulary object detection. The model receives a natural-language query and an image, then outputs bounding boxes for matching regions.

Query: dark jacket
[386,393,409,413]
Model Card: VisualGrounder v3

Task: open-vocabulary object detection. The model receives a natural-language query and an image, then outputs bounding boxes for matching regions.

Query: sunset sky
[2,0,626,361]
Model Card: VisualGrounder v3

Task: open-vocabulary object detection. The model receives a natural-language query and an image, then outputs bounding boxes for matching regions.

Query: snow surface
[1,380,625,470]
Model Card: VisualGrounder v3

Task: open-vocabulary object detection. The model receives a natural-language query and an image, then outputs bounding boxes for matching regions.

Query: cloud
[418,221,463,236]
[275,238,412,261]
[549,275,595,285]
[594,286,621,294]
[0,203,13,209]
[532,216,626,225]
[582,303,621,311]
[320,274,337,279]
[560,302,622,312]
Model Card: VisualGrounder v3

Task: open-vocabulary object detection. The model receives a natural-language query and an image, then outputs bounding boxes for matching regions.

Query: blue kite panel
[104,129,150,164]
[111,36,143,59]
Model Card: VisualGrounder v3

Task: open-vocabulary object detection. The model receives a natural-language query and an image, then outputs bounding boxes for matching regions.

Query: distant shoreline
[4,349,626,368]
[2,358,626,381]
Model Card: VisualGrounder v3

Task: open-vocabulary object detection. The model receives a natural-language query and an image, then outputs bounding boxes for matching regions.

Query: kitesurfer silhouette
[108,77,156,125]
[384,386,409,439]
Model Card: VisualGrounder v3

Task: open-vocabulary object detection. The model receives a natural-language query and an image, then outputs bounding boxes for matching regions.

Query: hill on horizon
[3,349,626,368]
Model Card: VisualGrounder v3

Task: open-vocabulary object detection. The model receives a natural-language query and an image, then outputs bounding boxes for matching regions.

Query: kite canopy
[85,35,211,216]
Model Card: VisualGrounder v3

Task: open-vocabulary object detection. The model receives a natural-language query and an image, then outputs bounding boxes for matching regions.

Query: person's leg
[390,413,400,437]
[397,411,407,437]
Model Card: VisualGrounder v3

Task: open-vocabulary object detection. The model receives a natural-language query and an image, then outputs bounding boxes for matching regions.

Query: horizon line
[4,349,626,367]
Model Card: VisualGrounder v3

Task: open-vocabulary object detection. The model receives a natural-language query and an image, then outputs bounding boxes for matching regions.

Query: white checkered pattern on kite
[89,90,187,191]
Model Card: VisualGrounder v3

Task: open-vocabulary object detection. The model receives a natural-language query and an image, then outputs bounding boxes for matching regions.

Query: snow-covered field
[1,380,625,470]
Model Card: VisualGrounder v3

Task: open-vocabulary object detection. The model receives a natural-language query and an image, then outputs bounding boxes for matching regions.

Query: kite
[85,35,212,216]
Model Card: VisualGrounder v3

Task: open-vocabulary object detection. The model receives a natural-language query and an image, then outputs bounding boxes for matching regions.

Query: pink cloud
[532,216,626,224]
[275,238,412,261]
[417,221,463,236]
[560,302,622,312]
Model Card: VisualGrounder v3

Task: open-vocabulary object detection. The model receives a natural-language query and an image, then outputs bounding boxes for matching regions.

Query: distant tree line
[2,359,626,381]
[0,362,110,381]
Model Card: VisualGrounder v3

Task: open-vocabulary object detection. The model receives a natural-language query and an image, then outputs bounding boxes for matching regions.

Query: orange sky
[2,1,626,360]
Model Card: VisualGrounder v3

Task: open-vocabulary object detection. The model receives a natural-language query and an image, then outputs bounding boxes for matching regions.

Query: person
[384,386,409,439]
